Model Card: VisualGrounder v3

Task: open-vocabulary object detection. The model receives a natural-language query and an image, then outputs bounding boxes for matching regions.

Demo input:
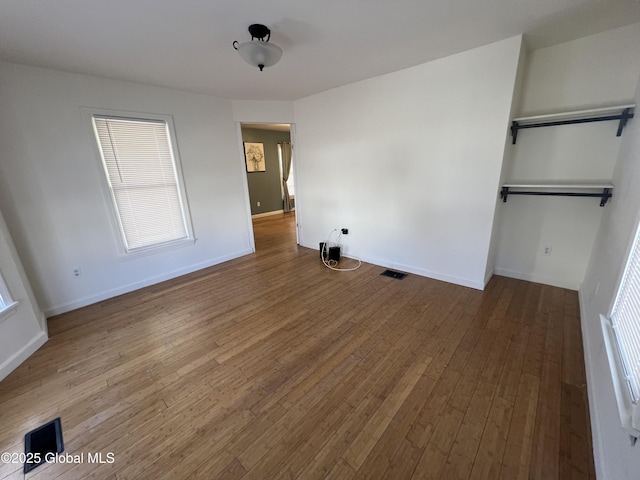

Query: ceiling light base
[248,24,271,42]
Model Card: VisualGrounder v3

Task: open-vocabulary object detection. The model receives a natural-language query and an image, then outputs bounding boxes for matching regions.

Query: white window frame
[0,271,18,323]
[602,219,640,442]
[87,108,195,258]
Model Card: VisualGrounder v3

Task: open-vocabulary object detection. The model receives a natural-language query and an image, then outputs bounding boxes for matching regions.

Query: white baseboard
[251,208,295,218]
[299,242,485,290]
[578,288,606,479]
[493,267,581,291]
[252,210,286,219]
[386,259,485,290]
[44,249,253,317]
[484,268,495,288]
[0,330,47,382]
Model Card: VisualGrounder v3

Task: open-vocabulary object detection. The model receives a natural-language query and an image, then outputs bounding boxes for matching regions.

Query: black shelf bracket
[511,107,634,144]
[511,121,519,144]
[617,107,633,136]
[501,186,613,207]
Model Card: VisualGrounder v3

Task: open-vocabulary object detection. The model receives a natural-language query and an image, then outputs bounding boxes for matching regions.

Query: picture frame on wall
[244,142,266,172]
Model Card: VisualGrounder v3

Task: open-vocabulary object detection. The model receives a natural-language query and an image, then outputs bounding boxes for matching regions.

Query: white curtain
[280,141,293,212]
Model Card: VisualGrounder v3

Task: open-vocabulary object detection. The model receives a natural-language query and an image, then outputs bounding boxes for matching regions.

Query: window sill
[601,314,640,443]
[0,301,19,323]
[119,237,196,261]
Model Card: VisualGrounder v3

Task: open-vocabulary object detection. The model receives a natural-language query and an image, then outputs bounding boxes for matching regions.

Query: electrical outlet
[543,245,552,256]
[257,201,261,207]
[72,267,82,279]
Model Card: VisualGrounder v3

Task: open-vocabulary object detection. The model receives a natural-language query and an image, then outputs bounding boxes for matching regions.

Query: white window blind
[0,282,9,309]
[0,271,18,321]
[92,115,192,253]
[611,224,640,403]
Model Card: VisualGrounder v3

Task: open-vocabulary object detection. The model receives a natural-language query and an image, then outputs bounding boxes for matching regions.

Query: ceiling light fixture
[233,24,282,71]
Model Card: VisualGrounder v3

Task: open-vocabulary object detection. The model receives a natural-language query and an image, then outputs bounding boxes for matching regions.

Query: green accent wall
[241,127,291,215]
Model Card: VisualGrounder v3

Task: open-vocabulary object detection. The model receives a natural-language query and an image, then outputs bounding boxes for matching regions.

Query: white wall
[580,71,640,480]
[231,100,294,124]
[293,36,522,289]
[494,24,640,290]
[0,62,253,315]
[484,41,528,283]
[0,208,47,381]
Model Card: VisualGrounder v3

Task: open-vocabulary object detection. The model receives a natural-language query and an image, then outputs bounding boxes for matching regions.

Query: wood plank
[499,373,541,480]
[0,214,595,480]
[342,356,431,470]
[528,286,564,480]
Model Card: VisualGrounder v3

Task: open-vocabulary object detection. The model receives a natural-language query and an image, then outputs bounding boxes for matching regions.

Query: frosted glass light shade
[235,41,282,70]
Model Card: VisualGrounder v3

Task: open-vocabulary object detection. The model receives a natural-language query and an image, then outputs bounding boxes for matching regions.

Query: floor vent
[24,417,64,473]
[381,269,407,280]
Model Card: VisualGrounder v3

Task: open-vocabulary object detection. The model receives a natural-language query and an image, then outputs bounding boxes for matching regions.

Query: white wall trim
[0,330,47,382]
[389,259,485,290]
[236,121,257,254]
[578,288,606,479]
[44,249,253,316]
[0,301,19,323]
[494,267,581,291]
[484,268,495,288]
[300,242,485,290]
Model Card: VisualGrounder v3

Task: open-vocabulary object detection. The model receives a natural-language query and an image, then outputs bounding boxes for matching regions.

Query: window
[91,113,194,255]
[0,271,18,322]
[278,142,294,197]
[611,223,640,404]
[603,220,640,440]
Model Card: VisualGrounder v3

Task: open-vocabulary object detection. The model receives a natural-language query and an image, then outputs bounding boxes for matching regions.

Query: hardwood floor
[0,212,595,479]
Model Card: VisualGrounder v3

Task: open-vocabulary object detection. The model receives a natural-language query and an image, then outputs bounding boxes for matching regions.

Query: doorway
[239,122,298,250]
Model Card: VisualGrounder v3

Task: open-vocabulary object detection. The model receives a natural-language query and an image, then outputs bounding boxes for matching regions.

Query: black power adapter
[319,242,341,262]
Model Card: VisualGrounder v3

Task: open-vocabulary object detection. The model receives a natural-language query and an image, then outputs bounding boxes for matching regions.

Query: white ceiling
[0,1,638,101]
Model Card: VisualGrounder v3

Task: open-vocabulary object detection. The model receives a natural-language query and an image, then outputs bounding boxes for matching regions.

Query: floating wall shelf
[500,183,614,207]
[511,104,635,144]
